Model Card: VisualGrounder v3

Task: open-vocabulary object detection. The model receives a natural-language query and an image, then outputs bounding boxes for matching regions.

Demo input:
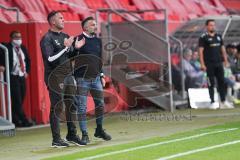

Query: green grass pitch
[43,121,240,160]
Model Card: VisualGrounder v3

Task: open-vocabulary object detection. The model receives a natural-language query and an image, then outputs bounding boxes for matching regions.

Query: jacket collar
[83,31,95,38]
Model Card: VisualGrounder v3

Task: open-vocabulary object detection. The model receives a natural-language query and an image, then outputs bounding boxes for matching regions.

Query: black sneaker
[82,134,90,144]
[52,139,69,148]
[66,135,87,146]
[94,128,112,141]
[22,121,33,127]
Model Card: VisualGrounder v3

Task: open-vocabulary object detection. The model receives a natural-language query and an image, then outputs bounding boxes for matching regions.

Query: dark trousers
[48,75,77,141]
[206,63,226,102]
[10,75,28,124]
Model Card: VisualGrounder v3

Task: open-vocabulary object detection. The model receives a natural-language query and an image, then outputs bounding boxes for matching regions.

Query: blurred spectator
[233,45,240,81]
[224,66,240,104]
[183,48,205,89]
[0,31,32,127]
[171,54,181,91]
[190,51,201,72]
[226,43,237,72]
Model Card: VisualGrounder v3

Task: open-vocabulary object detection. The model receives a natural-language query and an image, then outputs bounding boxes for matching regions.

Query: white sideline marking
[77,128,238,160]
[157,139,240,160]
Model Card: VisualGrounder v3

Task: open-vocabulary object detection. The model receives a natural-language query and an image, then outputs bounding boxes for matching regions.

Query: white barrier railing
[0,43,12,122]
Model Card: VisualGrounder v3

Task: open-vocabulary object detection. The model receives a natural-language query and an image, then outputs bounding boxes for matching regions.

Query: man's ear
[83,26,87,31]
[50,17,55,26]
[52,20,55,26]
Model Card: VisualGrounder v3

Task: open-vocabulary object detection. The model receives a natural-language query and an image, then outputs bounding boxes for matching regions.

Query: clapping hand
[64,36,74,47]
[75,37,85,49]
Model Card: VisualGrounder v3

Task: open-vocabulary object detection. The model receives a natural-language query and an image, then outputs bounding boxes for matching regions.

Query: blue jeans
[224,77,235,88]
[74,76,104,132]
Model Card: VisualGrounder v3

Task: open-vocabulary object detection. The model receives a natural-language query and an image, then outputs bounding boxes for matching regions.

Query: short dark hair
[237,44,240,53]
[205,19,215,26]
[10,30,21,38]
[47,10,60,24]
[226,43,237,49]
[81,16,94,28]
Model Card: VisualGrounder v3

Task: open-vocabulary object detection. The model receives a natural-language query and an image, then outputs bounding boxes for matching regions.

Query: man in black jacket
[0,30,32,127]
[40,11,86,148]
[199,19,232,109]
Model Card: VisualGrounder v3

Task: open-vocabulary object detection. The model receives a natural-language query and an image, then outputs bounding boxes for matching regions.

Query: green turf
[43,121,240,160]
[2,109,240,160]
[172,143,240,160]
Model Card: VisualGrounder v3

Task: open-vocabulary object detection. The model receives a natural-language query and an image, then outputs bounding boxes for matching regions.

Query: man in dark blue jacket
[73,17,112,144]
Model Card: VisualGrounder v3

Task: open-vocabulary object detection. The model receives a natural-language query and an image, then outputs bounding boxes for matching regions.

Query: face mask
[12,39,22,46]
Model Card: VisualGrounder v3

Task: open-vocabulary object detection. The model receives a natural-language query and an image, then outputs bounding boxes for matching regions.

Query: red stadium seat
[196,0,219,15]
[4,10,28,23]
[0,0,14,8]
[152,0,180,21]
[99,0,122,22]
[0,10,8,23]
[143,12,156,21]
[84,0,110,21]
[105,0,141,22]
[111,14,123,22]
[43,0,68,12]
[62,12,80,21]
[132,0,155,10]
[221,0,240,12]
[0,0,28,23]
[132,0,164,20]
[212,0,227,13]
[66,0,93,19]
[171,54,180,66]
[12,0,47,21]
[85,0,107,10]
[179,0,204,16]
[120,0,137,11]
[165,0,197,20]
[42,0,81,21]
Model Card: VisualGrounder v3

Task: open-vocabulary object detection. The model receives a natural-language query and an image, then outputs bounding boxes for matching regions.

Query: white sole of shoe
[51,145,68,148]
[94,136,112,141]
[65,140,86,146]
[219,106,234,109]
